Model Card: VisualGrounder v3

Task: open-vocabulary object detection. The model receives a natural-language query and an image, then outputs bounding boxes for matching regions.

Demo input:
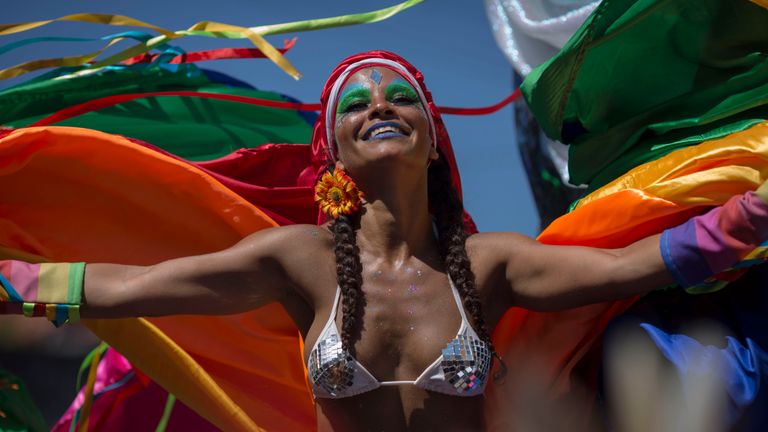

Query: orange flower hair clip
[315,167,364,218]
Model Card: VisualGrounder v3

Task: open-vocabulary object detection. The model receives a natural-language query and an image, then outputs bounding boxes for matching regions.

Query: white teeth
[371,126,402,137]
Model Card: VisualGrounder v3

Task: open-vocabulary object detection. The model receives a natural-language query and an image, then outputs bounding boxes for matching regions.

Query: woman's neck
[355,174,435,264]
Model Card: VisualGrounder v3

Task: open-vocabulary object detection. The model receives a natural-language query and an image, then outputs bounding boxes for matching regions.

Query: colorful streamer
[28,89,520,128]
[122,40,296,65]
[0,0,424,81]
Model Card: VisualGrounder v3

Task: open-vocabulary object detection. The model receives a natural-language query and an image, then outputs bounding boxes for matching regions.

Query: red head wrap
[307,50,477,232]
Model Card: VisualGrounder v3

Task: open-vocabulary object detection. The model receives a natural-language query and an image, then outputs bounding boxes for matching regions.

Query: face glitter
[370,68,382,84]
[405,267,414,274]
[416,269,423,277]
[408,283,417,294]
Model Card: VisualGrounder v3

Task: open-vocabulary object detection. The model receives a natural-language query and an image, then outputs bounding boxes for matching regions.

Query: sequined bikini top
[307,278,492,398]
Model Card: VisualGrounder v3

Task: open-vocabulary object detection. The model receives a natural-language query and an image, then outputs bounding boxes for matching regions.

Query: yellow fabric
[576,121,768,209]
[85,318,263,432]
[44,304,57,321]
[0,13,294,80]
[37,263,70,303]
[77,345,105,432]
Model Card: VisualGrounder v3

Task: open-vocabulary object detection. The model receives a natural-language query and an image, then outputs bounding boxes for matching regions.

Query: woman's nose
[368,95,393,118]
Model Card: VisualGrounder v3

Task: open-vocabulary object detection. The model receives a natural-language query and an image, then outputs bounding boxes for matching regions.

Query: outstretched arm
[82,227,296,318]
[476,188,768,312]
[1,226,312,322]
[477,232,672,311]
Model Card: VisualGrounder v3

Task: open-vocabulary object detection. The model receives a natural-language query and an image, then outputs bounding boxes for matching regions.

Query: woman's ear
[428,146,439,162]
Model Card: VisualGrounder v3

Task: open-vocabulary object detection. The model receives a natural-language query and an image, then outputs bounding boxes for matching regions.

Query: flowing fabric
[3,1,768,428]
[2,120,767,431]
[511,0,768,428]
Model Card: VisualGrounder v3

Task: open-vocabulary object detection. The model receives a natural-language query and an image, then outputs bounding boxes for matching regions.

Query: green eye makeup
[336,84,371,114]
[385,78,420,105]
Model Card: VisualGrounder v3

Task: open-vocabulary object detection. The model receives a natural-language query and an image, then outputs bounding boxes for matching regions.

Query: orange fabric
[484,120,768,427]
[3,121,768,430]
[0,127,314,431]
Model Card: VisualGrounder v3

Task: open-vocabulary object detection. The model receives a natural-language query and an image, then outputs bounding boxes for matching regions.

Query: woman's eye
[344,101,368,112]
[392,94,417,105]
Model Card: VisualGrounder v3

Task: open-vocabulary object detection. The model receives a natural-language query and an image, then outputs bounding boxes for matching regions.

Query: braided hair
[328,150,506,380]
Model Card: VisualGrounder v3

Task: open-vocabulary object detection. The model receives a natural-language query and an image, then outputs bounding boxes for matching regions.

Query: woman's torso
[275,225,510,431]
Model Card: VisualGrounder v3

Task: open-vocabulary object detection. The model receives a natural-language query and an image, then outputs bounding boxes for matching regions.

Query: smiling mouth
[362,121,410,141]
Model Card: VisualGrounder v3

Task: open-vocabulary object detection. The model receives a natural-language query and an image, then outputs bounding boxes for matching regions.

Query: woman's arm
[2,225,315,321]
[474,189,768,312]
[475,232,672,311]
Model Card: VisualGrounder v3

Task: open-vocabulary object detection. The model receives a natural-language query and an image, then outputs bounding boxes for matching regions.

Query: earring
[315,167,364,218]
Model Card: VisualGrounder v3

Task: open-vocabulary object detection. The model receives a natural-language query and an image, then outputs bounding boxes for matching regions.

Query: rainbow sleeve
[661,191,768,293]
[0,261,85,326]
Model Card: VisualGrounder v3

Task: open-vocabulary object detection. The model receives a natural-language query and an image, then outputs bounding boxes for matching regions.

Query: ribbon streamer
[29,88,520,128]
[122,39,296,65]
[0,0,423,81]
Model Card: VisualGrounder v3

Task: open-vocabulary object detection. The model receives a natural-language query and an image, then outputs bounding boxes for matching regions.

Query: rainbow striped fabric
[0,261,85,326]
[662,191,768,293]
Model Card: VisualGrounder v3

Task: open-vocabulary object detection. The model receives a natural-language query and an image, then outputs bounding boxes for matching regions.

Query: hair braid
[428,155,507,380]
[330,212,364,355]
[326,157,506,379]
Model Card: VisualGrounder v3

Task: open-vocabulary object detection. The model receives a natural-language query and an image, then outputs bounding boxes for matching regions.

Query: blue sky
[2,0,539,236]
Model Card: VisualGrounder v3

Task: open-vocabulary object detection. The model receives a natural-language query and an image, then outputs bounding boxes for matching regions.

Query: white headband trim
[325,58,437,161]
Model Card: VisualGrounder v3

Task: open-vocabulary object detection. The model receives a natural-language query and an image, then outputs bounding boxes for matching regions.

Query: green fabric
[0,64,313,161]
[521,0,768,191]
[0,369,47,432]
[66,263,85,305]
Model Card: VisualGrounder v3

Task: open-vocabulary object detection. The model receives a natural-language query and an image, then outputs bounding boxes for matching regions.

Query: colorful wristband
[0,261,85,326]
[661,191,768,292]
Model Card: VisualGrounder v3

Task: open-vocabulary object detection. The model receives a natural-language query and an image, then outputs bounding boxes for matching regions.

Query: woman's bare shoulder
[465,232,539,301]
[239,224,336,299]
[466,231,538,262]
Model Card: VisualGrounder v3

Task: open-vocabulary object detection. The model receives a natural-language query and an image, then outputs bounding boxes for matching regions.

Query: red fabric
[439,88,521,115]
[30,92,322,128]
[305,50,478,231]
[121,39,296,65]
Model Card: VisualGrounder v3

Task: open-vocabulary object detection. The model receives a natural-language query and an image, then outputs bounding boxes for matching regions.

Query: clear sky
[1,0,540,236]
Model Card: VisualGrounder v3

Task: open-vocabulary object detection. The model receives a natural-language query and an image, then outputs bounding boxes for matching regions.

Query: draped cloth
[0,51,478,430]
[3,2,768,426]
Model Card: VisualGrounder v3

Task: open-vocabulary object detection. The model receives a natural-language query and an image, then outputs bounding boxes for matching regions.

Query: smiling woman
[2,50,768,432]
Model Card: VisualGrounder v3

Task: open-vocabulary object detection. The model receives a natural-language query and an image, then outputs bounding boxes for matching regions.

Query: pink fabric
[9,261,39,301]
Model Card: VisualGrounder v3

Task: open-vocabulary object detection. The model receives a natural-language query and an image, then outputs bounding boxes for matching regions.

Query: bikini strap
[447,277,470,324]
[322,286,343,331]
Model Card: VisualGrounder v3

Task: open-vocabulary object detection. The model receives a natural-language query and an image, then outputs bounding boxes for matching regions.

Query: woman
[2,51,767,431]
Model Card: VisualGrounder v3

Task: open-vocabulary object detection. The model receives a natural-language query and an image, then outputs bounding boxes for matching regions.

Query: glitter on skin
[370,68,382,85]
[416,269,423,277]
[408,284,417,294]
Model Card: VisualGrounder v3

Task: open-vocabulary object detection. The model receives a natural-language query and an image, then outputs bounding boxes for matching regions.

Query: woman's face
[333,67,436,172]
